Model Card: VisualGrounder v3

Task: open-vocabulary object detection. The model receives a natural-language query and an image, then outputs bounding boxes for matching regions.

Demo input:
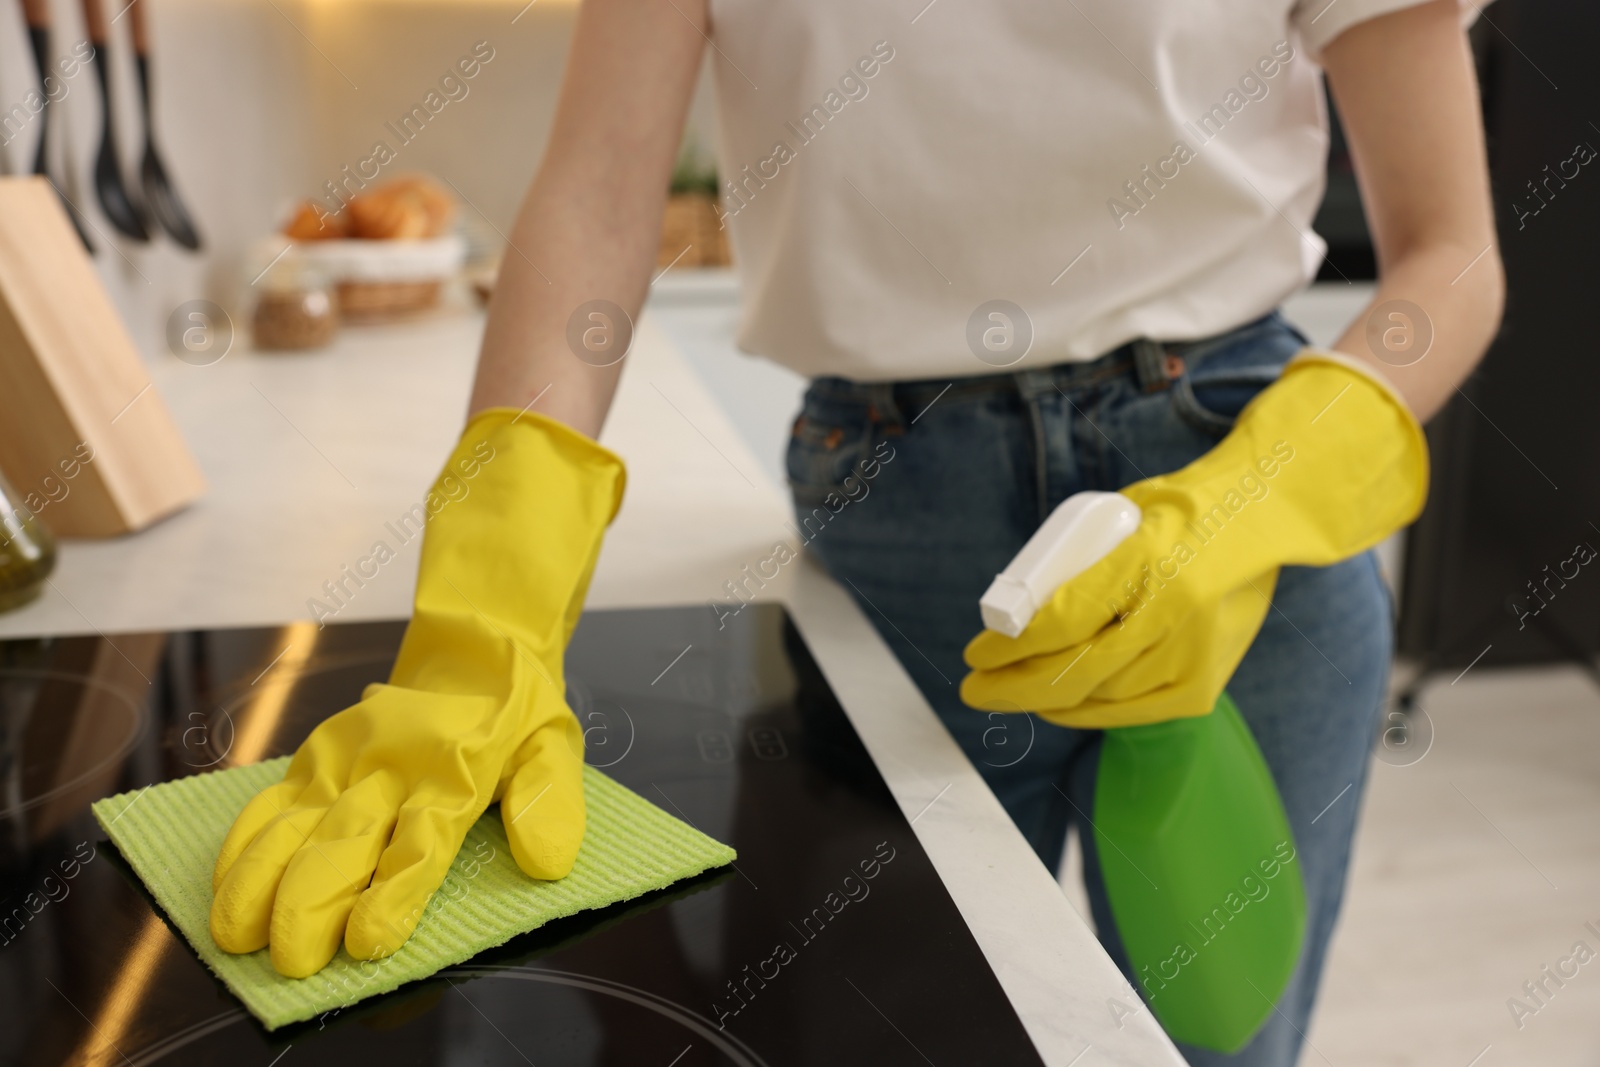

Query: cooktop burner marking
[0,667,148,818]
[446,967,772,1067]
[249,643,298,687]
[444,977,535,1065]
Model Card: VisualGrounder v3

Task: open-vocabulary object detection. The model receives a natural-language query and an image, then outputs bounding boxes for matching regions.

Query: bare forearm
[1322,0,1503,424]
[1330,238,1504,421]
[468,164,664,438]
[466,0,707,441]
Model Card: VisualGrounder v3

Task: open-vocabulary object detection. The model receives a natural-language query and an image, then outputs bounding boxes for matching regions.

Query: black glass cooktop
[0,604,1044,1066]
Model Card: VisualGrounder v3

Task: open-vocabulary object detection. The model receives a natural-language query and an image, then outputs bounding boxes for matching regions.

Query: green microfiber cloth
[92,758,735,1030]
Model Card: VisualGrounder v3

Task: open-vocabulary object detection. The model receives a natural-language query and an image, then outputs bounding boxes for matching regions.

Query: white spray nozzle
[979,491,1143,638]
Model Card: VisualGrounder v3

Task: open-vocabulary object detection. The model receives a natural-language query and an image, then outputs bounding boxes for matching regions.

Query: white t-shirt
[706,0,1472,381]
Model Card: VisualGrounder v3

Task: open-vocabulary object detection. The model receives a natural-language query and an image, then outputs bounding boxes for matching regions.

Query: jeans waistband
[807,311,1283,428]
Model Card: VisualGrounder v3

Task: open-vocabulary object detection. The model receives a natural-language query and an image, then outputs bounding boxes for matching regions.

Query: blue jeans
[784,312,1391,1066]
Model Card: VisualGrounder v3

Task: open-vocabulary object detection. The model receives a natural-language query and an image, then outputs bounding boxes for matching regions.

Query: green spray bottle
[980,491,1305,1052]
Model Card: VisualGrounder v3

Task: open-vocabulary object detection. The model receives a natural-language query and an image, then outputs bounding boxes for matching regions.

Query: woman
[207,1,1502,1062]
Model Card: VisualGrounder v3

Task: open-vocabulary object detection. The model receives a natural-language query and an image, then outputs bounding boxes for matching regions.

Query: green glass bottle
[0,472,57,612]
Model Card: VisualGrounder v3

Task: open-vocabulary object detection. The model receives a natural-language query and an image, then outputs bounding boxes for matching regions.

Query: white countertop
[3,289,1189,1065]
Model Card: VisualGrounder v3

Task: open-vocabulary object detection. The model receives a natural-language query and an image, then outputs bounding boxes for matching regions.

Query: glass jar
[0,472,57,613]
[252,257,339,351]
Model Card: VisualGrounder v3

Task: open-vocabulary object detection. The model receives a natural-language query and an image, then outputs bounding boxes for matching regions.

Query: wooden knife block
[0,177,204,537]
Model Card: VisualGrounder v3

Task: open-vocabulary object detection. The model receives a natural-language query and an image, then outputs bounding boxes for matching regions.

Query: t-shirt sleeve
[1290,0,1485,60]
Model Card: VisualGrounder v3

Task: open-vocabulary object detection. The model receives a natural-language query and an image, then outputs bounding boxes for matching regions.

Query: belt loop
[1012,368,1057,402]
[864,382,904,432]
[1133,338,1180,393]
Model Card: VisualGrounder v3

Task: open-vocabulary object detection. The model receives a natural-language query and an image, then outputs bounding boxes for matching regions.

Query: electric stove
[0,604,1045,1066]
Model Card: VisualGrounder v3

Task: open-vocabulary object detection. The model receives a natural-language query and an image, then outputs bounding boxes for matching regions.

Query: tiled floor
[1060,662,1600,1065]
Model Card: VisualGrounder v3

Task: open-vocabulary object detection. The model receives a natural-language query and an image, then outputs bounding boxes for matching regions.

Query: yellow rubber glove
[961,351,1428,728]
[210,409,625,977]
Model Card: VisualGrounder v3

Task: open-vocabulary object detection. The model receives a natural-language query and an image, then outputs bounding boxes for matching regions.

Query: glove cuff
[1277,349,1429,524]
[1284,348,1411,417]
[1252,347,1431,558]
[391,408,627,691]
[462,407,628,525]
